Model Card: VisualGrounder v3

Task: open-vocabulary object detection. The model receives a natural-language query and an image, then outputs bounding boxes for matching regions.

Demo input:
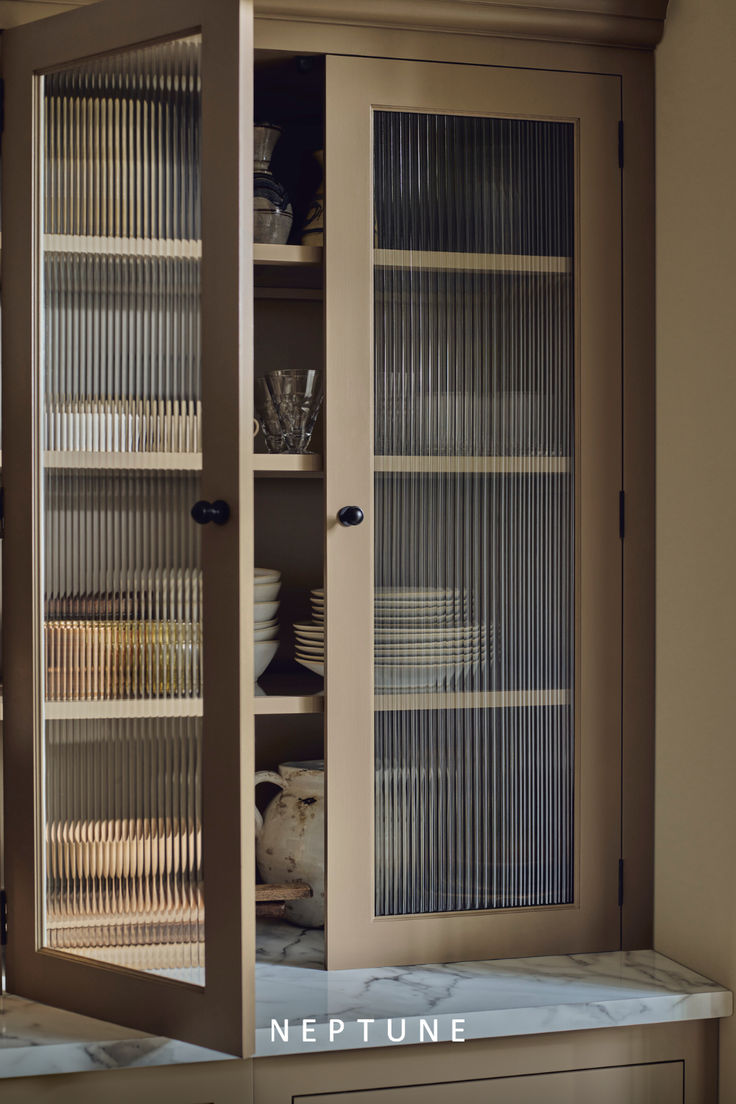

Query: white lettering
[452,1018,466,1042]
[302,1018,317,1043]
[387,1018,406,1042]
[419,1018,439,1042]
[329,1018,345,1042]
[357,1018,375,1042]
[271,1019,289,1042]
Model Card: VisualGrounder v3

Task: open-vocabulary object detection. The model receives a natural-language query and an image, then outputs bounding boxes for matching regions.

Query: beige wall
[655,0,736,1098]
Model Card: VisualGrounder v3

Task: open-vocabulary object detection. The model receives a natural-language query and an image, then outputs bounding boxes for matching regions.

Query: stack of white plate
[375,587,485,691]
[294,588,325,676]
[293,587,489,690]
[309,587,324,624]
[254,567,281,681]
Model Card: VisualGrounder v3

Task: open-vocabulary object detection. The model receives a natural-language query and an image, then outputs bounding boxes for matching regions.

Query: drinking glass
[266,369,324,454]
[255,377,287,453]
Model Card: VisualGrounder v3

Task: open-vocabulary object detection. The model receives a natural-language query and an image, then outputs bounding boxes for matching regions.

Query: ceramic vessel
[255,760,324,928]
[253,123,293,245]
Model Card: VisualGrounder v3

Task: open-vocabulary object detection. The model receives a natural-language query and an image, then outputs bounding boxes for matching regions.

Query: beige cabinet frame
[324,55,622,968]
[1,0,256,1055]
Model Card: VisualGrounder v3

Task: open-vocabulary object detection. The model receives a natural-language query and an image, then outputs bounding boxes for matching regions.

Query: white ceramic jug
[254,760,324,928]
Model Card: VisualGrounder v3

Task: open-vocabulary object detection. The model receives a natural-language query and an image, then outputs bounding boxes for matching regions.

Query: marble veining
[0,994,233,1080]
[254,922,732,1056]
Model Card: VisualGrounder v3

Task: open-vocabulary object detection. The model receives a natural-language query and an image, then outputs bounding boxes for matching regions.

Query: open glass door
[2,0,254,1054]
[325,57,622,968]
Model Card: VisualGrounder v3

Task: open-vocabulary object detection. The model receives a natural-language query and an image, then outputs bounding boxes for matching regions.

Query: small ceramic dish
[255,580,281,602]
[254,624,279,642]
[254,600,280,623]
[255,567,281,583]
[254,639,279,679]
[295,657,325,677]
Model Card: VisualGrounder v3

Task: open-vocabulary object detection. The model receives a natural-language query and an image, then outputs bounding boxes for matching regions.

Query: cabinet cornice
[254,0,670,48]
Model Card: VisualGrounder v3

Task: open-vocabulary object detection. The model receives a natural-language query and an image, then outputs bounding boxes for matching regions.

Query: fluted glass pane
[40,37,204,980]
[373,112,574,916]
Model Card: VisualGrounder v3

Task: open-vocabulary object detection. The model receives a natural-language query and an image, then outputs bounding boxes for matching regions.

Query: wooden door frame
[1,0,256,1055]
[323,54,622,968]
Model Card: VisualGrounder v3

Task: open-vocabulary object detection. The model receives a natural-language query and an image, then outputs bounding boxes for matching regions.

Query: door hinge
[619,489,625,539]
[0,889,7,946]
[618,859,624,907]
[618,120,624,169]
[0,487,5,540]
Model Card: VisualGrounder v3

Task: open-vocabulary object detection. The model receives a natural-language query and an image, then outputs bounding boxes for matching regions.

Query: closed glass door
[373,112,574,918]
[2,0,254,1054]
[326,57,622,968]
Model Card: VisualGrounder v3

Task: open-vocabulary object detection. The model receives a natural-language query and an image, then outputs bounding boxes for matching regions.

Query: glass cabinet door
[2,0,254,1054]
[325,57,622,968]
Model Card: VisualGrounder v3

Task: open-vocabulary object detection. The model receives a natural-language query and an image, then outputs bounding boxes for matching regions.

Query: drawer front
[298,1061,683,1104]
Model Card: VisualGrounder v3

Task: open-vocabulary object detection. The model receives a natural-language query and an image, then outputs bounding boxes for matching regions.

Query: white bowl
[295,657,324,677]
[296,647,325,659]
[255,624,279,641]
[254,640,279,680]
[254,580,282,601]
[255,567,281,583]
[294,628,325,640]
[254,600,280,623]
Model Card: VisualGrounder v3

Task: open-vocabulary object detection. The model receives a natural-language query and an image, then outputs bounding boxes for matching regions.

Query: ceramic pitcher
[254,760,324,928]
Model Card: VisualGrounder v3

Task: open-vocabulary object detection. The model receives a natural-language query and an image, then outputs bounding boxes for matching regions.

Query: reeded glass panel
[373,111,574,916]
[40,37,204,979]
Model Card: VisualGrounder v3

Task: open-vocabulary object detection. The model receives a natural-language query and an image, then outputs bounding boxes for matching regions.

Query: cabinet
[254,1022,715,1104]
[0,0,657,1058]
[324,54,621,968]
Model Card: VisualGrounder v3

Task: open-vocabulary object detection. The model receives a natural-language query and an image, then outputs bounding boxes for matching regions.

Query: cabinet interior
[253,50,327,949]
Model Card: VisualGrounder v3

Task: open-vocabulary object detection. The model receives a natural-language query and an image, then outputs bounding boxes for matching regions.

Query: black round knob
[191,499,230,526]
[337,505,364,527]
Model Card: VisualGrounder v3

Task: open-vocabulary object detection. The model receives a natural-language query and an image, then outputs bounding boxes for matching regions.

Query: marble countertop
[254,922,732,1056]
[0,925,729,1076]
[0,993,231,1080]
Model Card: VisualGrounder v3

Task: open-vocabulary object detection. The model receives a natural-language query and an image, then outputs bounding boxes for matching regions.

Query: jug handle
[254,770,285,835]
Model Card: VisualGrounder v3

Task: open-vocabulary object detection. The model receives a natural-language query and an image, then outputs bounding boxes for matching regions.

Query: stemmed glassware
[264,368,324,454]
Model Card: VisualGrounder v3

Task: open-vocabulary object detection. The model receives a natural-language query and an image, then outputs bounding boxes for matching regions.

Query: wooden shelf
[45,699,203,721]
[253,694,324,716]
[39,238,323,267]
[45,451,202,471]
[375,456,571,474]
[252,453,322,475]
[253,243,322,266]
[43,234,201,259]
[374,689,571,712]
[374,249,571,274]
[255,881,313,919]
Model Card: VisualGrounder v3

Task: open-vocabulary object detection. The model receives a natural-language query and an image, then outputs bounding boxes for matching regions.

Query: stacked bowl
[375,587,485,692]
[254,567,281,685]
[294,588,325,676]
